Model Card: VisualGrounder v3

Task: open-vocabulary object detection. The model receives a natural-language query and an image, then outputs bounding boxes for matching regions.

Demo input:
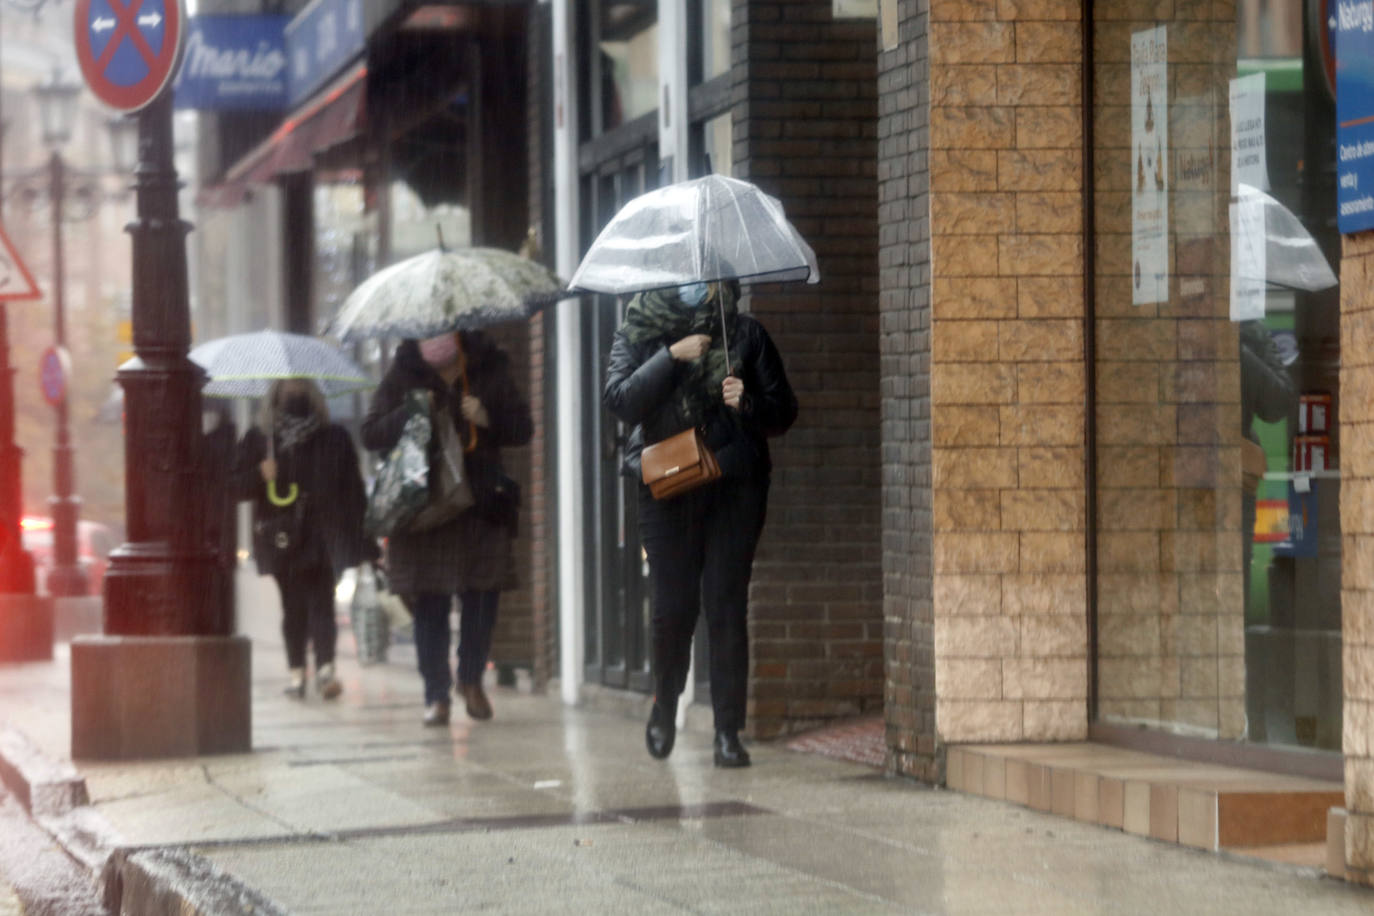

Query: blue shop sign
[1336,0,1374,232]
[286,0,365,108]
[174,16,289,111]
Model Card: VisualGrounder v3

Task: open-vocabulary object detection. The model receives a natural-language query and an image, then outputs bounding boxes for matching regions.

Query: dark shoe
[316,663,342,700]
[713,730,751,768]
[645,702,676,760]
[422,702,450,727]
[459,683,492,720]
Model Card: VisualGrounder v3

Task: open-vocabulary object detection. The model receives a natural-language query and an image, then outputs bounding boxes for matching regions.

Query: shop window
[1091,0,1341,752]
[700,0,731,83]
[702,111,732,178]
[595,1,658,133]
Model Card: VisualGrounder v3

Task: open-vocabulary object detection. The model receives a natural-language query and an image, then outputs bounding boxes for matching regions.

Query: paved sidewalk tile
[0,567,1370,914]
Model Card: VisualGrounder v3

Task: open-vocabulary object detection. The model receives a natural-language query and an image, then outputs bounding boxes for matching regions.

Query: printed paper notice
[1230,199,1267,321]
[1229,73,1268,195]
[1132,26,1169,306]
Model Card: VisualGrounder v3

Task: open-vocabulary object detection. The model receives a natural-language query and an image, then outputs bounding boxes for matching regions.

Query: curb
[0,727,88,818]
[102,848,290,916]
[0,725,287,915]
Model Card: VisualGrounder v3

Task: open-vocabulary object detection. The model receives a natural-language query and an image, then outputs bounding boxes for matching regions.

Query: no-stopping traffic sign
[74,0,184,112]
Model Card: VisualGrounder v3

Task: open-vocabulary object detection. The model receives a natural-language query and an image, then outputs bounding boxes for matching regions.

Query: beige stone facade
[1341,232,1374,885]
[929,0,1089,744]
[914,0,1373,886]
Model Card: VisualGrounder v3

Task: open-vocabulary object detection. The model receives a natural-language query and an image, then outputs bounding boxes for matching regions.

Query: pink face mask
[419,333,459,368]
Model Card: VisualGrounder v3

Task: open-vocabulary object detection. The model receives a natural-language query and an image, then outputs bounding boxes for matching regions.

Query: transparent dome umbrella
[567,174,820,296]
[188,329,375,506]
[1235,183,1338,292]
[189,329,374,399]
[328,244,567,343]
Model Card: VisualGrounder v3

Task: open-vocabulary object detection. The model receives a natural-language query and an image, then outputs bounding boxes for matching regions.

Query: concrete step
[947,743,1343,868]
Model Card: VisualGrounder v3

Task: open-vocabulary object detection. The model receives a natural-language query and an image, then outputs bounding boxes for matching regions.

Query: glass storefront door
[1091,0,1342,751]
[581,159,657,693]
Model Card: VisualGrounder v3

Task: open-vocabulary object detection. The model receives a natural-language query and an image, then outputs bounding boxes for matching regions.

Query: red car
[19,516,118,596]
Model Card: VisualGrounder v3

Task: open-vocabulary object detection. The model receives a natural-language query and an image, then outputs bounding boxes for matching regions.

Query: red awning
[199,64,367,208]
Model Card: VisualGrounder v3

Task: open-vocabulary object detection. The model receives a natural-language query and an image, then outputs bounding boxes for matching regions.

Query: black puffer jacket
[604,313,797,481]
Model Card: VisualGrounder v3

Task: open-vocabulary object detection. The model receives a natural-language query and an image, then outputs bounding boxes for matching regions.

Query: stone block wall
[1091,8,1245,740]
[878,0,938,781]
[926,0,1089,744]
[1340,231,1374,886]
[735,0,884,739]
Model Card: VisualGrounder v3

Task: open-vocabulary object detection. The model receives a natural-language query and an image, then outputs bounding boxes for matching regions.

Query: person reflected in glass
[1240,319,1295,615]
[604,280,797,767]
[234,379,374,700]
[362,331,532,727]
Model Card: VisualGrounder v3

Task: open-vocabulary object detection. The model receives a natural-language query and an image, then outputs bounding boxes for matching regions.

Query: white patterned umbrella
[189,329,373,399]
[568,174,820,295]
[329,246,566,342]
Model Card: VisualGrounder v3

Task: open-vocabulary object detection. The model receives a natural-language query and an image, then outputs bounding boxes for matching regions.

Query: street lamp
[8,72,135,598]
[34,71,85,596]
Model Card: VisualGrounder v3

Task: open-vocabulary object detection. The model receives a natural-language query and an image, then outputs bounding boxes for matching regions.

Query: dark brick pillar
[734,1,883,739]
[877,0,937,781]
[525,5,555,692]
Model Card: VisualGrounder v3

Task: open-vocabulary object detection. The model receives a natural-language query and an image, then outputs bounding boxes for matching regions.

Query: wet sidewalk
[0,570,1371,914]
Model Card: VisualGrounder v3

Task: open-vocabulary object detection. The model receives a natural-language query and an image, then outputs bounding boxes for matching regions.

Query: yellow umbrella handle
[267,480,299,507]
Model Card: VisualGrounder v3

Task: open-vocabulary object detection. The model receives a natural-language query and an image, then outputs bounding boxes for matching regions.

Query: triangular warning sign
[0,220,41,303]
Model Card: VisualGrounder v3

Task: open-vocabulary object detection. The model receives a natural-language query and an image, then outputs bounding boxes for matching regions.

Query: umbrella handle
[718,288,733,377]
[267,480,299,507]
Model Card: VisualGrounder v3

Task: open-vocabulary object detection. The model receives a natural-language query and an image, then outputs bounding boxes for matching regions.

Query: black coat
[233,422,374,581]
[604,313,797,481]
[361,333,532,595]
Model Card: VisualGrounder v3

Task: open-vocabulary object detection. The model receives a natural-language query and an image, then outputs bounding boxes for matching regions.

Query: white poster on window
[1229,73,1268,195]
[1132,26,1169,306]
[1230,198,1267,321]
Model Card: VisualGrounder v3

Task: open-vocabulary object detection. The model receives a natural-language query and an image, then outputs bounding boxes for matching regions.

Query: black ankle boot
[645,702,676,759]
[713,730,751,768]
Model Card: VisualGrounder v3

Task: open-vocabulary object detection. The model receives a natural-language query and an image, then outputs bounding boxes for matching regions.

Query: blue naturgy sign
[1336,0,1374,232]
[286,0,365,108]
[174,16,289,110]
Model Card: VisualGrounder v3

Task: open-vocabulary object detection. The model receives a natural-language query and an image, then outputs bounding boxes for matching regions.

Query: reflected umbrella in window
[1235,182,1339,292]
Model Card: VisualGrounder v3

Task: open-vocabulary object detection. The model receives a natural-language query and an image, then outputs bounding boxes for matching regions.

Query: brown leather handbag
[640,427,721,500]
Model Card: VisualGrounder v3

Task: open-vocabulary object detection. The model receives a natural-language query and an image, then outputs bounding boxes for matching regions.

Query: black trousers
[274,561,337,670]
[638,475,769,734]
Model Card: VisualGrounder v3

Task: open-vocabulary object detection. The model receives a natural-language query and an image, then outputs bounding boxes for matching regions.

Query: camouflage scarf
[621,283,739,428]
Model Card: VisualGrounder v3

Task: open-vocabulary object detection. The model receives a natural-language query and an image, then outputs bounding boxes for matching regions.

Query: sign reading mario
[74,0,184,112]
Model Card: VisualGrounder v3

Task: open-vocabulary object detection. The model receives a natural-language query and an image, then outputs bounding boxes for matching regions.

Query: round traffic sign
[39,346,71,407]
[74,0,183,112]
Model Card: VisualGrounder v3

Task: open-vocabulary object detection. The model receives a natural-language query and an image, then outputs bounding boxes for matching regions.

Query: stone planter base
[71,635,251,760]
[0,594,53,662]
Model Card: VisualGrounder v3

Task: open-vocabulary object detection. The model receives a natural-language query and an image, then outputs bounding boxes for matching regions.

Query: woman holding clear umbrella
[604,280,797,767]
[233,379,375,699]
[362,330,532,726]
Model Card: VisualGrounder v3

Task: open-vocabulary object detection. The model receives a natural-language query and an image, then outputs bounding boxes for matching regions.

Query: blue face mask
[677,282,710,308]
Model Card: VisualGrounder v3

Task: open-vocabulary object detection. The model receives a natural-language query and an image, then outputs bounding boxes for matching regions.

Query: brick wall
[927,0,1088,744]
[734,0,884,739]
[877,0,938,780]
[525,7,554,692]
[485,322,535,679]
[1340,232,1374,886]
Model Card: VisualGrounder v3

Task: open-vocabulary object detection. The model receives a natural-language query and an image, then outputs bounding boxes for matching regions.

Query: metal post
[45,149,86,597]
[0,2,35,595]
[102,91,228,636]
